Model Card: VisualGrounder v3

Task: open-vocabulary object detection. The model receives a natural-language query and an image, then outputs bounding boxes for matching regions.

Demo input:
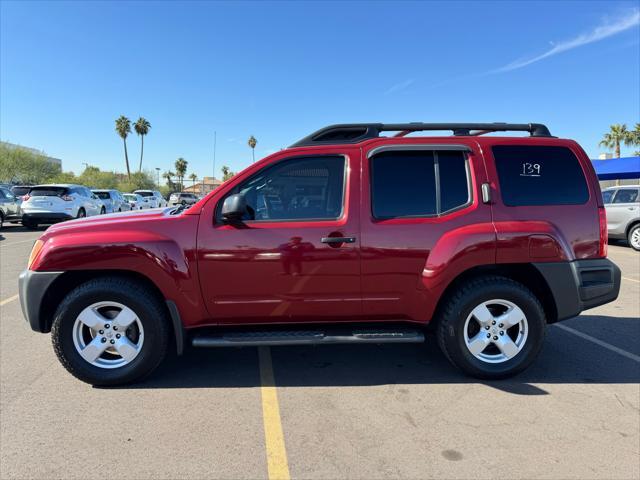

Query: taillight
[61,195,73,201]
[598,206,608,258]
[22,194,31,201]
[28,240,44,270]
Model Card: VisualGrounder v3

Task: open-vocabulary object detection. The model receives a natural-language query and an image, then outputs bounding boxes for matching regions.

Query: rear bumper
[18,269,64,333]
[22,212,73,223]
[533,258,621,322]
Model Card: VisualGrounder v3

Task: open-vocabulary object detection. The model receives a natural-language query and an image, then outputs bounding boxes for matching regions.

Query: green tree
[134,117,151,172]
[599,124,632,158]
[174,158,188,191]
[79,166,118,189]
[248,135,257,163]
[163,170,175,190]
[0,143,62,184]
[115,115,132,178]
[632,123,640,156]
[221,165,235,181]
[188,172,198,190]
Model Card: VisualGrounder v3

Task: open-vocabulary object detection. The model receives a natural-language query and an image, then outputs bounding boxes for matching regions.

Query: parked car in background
[92,189,131,213]
[20,184,105,229]
[10,185,33,200]
[133,190,167,208]
[19,122,621,386]
[0,186,21,229]
[169,192,198,206]
[603,185,640,251]
[123,193,151,210]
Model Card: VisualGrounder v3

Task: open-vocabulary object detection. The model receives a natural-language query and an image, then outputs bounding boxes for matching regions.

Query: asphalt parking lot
[0,225,638,480]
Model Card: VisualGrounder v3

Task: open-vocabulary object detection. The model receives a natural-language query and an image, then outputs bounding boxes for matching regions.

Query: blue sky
[1,1,639,179]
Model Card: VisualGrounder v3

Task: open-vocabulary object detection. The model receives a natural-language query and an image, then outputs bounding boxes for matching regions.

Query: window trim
[215,154,349,225]
[369,146,473,220]
[611,187,640,204]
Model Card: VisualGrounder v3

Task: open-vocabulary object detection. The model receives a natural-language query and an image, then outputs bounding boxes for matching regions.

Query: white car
[133,190,167,208]
[21,184,105,229]
[92,189,132,213]
[123,193,152,210]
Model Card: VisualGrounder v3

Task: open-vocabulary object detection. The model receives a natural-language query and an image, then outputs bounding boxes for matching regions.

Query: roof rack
[290,122,553,147]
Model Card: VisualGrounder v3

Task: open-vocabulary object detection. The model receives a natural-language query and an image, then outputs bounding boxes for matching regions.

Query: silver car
[0,187,21,229]
[92,189,132,213]
[603,185,640,251]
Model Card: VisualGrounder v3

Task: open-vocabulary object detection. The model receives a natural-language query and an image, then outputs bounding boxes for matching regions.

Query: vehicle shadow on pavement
[126,315,640,395]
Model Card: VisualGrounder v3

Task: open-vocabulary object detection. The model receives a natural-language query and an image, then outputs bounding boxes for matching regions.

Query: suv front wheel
[436,276,545,379]
[51,277,170,386]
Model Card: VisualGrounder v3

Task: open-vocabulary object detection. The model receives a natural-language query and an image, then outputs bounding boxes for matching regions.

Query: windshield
[30,186,69,197]
[94,192,111,200]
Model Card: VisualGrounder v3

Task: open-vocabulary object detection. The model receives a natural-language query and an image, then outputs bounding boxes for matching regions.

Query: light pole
[155,167,160,187]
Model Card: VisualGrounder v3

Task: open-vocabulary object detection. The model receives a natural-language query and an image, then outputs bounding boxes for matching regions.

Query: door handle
[321,236,356,244]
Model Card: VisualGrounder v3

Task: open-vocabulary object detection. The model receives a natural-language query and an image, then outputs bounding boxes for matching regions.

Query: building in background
[182,176,223,195]
[0,141,62,169]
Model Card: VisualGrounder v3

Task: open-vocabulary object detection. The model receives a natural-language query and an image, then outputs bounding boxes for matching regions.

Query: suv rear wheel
[436,276,545,379]
[51,277,170,386]
[628,224,640,251]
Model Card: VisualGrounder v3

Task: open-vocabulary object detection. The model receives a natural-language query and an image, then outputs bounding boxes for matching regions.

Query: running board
[192,328,424,348]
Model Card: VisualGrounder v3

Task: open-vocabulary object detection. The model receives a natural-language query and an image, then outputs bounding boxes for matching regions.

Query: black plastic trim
[166,300,185,356]
[532,258,621,322]
[18,269,64,333]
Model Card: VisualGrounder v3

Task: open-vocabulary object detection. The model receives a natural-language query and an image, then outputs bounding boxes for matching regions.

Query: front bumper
[18,269,64,333]
[22,212,73,224]
[533,258,621,322]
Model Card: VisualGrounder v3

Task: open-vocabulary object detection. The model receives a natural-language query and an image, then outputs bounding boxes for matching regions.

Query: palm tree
[115,116,132,178]
[248,135,257,163]
[189,173,197,191]
[632,123,640,156]
[134,117,151,172]
[163,171,175,189]
[174,157,188,191]
[221,165,234,181]
[599,124,632,158]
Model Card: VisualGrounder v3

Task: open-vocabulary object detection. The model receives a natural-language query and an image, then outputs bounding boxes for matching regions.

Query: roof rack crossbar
[290,122,552,147]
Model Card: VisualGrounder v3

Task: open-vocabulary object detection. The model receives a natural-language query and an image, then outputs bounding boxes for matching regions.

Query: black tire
[51,277,170,386]
[76,208,86,219]
[100,207,106,215]
[0,211,4,230]
[23,218,38,229]
[436,276,546,379]
[627,224,640,251]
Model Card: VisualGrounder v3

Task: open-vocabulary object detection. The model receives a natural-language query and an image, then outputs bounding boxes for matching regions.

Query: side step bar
[192,328,424,348]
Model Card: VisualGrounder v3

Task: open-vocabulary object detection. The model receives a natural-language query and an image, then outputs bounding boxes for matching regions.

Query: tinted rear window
[11,186,30,196]
[94,192,111,199]
[492,145,589,206]
[29,187,69,197]
[137,191,153,197]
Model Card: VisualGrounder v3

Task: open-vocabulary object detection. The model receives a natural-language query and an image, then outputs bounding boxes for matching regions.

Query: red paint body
[31,136,604,330]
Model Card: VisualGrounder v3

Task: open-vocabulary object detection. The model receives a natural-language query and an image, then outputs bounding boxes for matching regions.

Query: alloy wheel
[463,299,528,364]
[72,301,145,369]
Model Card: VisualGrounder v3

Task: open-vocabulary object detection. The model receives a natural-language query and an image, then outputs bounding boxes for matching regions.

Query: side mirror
[221,193,247,222]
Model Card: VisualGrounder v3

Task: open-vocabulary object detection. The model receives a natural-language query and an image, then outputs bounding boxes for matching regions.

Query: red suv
[19,123,621,385]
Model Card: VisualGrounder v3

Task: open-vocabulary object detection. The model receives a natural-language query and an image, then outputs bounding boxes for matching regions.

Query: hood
[45,207,177,234]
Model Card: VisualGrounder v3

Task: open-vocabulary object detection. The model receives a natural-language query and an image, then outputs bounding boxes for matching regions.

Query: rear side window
[613,189,639,203]
[370,150,470,219]
[492,145,589,206]
[94,192,111,200]
[602,190,615,204]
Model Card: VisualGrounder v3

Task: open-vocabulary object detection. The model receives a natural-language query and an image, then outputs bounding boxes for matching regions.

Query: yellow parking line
[258,346,290,480]
[0,294,19,306]
[622,276,639,284]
